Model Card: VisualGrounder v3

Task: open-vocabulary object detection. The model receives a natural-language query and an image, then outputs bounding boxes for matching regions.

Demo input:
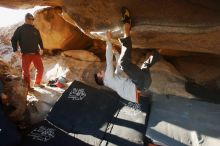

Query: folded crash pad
[21,120,90,146]
[146,95,220,146]
[46,81,119,145]
[0,102,21,146]
[102,98,150,146]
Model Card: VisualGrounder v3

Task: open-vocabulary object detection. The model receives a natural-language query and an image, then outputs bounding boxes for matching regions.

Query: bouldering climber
[94,7,160,103]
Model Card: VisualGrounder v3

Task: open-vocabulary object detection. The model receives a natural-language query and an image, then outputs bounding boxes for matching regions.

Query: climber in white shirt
[94,7,160,103]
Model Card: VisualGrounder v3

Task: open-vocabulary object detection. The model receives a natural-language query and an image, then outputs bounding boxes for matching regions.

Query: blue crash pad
[146,95,220,146]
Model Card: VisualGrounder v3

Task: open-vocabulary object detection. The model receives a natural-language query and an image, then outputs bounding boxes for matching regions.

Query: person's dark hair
[94,73,104,86]
[25,13,34,19]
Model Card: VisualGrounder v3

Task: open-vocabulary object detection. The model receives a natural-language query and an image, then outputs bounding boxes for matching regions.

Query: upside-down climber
[95,7,161,103]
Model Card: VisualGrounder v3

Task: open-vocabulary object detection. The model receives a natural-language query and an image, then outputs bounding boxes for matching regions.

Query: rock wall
[63,0,220,54]
[0,60,28,122]
[149,59,193,98]
[0,7,93,52]
[34,7,93,50]
[171,54,220,85]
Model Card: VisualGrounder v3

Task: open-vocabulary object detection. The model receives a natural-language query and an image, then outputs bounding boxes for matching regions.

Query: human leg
[141,49,161,70]
[32,54,44,86]
[118,8,147,90]
[22,54,32,88]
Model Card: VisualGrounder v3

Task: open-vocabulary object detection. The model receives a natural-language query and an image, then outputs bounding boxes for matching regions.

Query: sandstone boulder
[171,55,220,85]
[148,59,193,98]
[0,45,21,67]
[63,0,220,54]
[34,7,93,50]
[0,60,28,121]
[39,55,103,84]
[61,50,100,62]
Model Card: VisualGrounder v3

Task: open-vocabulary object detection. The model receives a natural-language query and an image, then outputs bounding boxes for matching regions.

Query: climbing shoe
[121,7,131,25]
[28,87,35,92]
[141,49,161,70]
[34,84,45,88]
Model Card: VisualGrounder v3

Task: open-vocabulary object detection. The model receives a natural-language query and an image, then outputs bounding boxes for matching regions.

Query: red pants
[22,54,44,87]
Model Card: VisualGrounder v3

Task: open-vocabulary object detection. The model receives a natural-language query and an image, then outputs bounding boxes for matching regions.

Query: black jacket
[11,24,44,54]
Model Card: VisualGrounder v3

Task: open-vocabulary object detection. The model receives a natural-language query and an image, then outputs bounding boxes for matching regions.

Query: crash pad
[101,98,150,146]
[0,102,21,146]
[46,81,151,145]
[21,120,90,146]
[46,81,119,145]
[146,94,220,146]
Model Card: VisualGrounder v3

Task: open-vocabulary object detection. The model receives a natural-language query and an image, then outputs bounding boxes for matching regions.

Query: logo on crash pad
[28,126,56,142]
[68,88,86,100]
[123,102,141,116]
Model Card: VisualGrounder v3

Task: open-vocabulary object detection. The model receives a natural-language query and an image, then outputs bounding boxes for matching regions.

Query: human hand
[39,49,43,55]
[112,46,118,54]
[14,51,21,57]
[106,31,112,41]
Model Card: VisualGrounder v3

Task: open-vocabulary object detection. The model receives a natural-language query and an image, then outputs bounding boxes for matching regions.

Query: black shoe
[151,49,161,64]
[121,7,131,25]
[28,87,35,92]
[34,84,45,88]
[141,49,161,69]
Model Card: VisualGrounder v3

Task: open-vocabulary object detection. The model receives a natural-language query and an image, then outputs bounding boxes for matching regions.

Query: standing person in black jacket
[11,13,45,91]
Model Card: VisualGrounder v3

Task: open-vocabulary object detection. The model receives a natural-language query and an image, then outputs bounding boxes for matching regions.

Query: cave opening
[0,6,47,27]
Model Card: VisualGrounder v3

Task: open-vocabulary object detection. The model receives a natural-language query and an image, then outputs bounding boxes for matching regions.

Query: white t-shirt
[103,41,137,103]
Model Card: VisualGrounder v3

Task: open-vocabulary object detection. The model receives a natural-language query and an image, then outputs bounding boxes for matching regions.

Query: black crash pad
[21,120,90,146]
[102,98,150,146]
[0,103,21,146]
[46,81,119,143]
[46,81,150,145]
